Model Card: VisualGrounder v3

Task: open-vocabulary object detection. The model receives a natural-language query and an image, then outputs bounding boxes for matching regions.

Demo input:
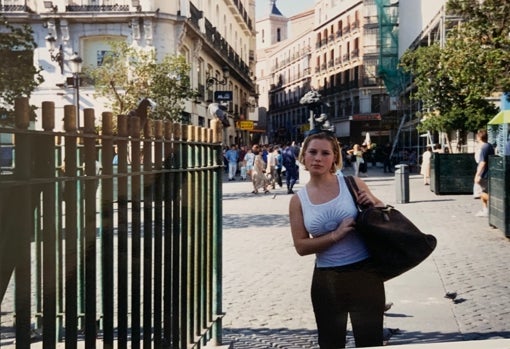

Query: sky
[255,0,315,20]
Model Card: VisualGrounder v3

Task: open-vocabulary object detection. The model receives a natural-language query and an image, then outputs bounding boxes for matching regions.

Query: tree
[0,17,44,125]
[399,0,510,134]
[86,41,198,122]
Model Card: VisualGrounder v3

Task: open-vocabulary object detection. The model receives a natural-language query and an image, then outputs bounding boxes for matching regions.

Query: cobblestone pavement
[221,167,510,348]
[2,166,510,348]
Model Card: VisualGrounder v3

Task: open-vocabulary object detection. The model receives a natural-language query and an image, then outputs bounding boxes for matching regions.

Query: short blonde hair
[298,132,343,173]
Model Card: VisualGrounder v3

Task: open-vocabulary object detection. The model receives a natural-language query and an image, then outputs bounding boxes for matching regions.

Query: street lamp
[70,53,83,129]
[206,66,230,88]
[45,33,64,74]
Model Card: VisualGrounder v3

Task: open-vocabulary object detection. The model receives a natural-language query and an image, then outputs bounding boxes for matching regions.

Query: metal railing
[0,98,226,348]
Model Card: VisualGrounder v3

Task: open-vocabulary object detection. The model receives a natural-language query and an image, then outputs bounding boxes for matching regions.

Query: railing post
[83,108,97,348]
[177,122,189,348]
[153,119,164,347]
[101,111,115,347]
[41,101,59,347]
[116,114,129,348]
[143,119,154,347]
[210,119,224,346]
[129,116,142,348]
[163,120,178,347]
[63,104,79,348]
[13,97,32,349]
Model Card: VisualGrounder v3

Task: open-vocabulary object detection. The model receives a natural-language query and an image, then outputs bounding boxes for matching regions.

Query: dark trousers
[311,261,385,348]
[383,158,392,172]
[285,165,298,189]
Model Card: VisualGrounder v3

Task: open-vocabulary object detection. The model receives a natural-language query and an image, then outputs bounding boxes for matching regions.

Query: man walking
[225,144,239,181]
[474,129,494,217]
[282,142,298,194]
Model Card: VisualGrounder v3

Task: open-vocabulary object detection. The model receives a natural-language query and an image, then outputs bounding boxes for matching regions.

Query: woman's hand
[330,217,356,242]
[354,178,385,208]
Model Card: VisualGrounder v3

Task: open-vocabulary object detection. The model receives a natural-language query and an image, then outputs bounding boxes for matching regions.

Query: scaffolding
[375,0,409,97]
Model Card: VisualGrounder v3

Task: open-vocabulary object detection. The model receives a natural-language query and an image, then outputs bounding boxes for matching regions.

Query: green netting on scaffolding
[375,0,410,96]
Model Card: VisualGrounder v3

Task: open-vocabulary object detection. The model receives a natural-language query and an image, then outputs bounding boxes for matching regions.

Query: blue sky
[256,0,314,19]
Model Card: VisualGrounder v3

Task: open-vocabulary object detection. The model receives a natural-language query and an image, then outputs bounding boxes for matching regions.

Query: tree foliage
[399,0,510,134]
[0,17,44,125]
[86,41,198,121]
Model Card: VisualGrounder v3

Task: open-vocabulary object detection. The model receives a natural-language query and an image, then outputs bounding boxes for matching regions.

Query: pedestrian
[282,142,298,194]
[250,144,270,194]
[243,147,255,179]
[420,146,433,185]
[238,145,247,177]
[289,130,386,348]
[347,144,364,177]
[382,142,393,173]
[474,129,495,217]
[275,146,283,188]
[265,145,277,189]
[225,144,239,181]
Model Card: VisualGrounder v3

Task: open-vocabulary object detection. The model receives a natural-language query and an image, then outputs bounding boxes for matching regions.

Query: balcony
[66,1,130,12]
[226,0,253,31]
[188,2,203,29]
[1,0,30,12]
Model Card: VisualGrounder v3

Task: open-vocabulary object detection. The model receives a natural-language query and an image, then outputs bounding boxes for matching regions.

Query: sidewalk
[221,165,510,348]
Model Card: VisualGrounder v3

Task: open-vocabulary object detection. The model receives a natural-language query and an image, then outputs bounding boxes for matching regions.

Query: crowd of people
[222,142,301,195]
[223,136,504,203]
[222,139,408,198]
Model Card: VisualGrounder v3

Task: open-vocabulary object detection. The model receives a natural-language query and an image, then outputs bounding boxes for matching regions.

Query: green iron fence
[0,98,226,348]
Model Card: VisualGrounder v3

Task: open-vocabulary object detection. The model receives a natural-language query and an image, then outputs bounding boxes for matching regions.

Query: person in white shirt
[289,130,386,348]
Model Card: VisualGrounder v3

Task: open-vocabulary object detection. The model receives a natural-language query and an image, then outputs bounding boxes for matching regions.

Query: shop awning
[488,110,510,125]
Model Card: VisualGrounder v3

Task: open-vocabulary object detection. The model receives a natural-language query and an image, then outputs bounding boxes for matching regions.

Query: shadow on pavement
[223,327,319,349]
[223,326,506,348]
[223,213,289,229]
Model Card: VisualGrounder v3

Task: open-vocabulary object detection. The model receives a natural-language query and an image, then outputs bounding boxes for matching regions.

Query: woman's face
[304,139,335,174]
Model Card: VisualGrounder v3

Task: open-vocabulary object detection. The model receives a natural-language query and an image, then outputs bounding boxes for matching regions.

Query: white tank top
[297,173,369,268]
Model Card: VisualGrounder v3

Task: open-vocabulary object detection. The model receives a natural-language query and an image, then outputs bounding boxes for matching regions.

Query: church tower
[256,0,289,49]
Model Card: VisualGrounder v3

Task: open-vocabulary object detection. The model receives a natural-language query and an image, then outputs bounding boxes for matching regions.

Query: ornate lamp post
[70,53,83,129]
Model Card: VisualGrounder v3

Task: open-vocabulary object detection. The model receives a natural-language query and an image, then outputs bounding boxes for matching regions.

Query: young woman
[289,131,386,348]
[347,144,364,177]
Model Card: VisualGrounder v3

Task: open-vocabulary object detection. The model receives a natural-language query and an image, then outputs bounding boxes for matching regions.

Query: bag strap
[344,175,362,212]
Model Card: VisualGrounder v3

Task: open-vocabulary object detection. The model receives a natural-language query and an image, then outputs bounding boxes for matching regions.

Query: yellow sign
[238,121,254,130]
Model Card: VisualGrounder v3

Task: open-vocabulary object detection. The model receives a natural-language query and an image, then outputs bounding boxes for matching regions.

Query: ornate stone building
[2,0,257,145]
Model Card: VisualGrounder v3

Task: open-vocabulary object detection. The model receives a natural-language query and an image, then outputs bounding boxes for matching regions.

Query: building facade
[2,0,257,145]
[257,0,393,147]
[256,1,314,144]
